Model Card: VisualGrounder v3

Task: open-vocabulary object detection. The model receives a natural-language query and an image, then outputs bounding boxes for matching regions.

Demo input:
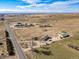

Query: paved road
[0,56,3,59]
[4,20,27,59]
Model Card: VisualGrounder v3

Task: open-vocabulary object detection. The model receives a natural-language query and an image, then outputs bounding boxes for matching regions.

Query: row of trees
[5,31,15,56]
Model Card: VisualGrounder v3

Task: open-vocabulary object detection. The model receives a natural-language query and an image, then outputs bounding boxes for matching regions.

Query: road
[4,20,27,59]
[0,56,3,59]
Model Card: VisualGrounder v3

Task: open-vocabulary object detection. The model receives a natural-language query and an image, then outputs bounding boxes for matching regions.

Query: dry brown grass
[13,14,79,41]
[4,14,79,59]
[0,21,8,57]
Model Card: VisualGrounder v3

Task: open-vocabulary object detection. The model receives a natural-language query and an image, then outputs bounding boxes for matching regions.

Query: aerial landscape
[0,14,79,59]
[0,0,79,59]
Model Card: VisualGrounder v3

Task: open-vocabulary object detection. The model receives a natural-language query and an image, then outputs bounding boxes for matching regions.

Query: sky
[0,0,79,13]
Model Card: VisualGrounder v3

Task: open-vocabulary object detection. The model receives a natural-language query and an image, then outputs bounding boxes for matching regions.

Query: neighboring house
[41,35,53,45]
[39,24,52,27]
[15,23,24,28]
[15,22,35,28]
[58,31,70,39]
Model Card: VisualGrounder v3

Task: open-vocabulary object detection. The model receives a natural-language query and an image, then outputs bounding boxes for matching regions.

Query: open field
[0,21,8,56]
[13,14,79,41]
[4,14,79,59]
[33,32,79,59]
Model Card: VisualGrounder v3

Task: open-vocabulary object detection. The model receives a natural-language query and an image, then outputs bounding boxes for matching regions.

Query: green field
[33,32,79,59]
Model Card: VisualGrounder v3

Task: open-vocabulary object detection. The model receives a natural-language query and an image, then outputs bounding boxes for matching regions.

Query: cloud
[1,0,79,13]
[0,8,50,13]
[22,0,53,4]
[22,0,40,4]
[16,0,79,13]
[18,0,79,8]
[16,1,71,9]
[16,3,47,9]
[0,9,27,13]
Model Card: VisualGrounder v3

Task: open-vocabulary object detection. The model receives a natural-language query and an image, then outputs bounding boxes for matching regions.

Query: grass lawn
[33,32,79,59]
